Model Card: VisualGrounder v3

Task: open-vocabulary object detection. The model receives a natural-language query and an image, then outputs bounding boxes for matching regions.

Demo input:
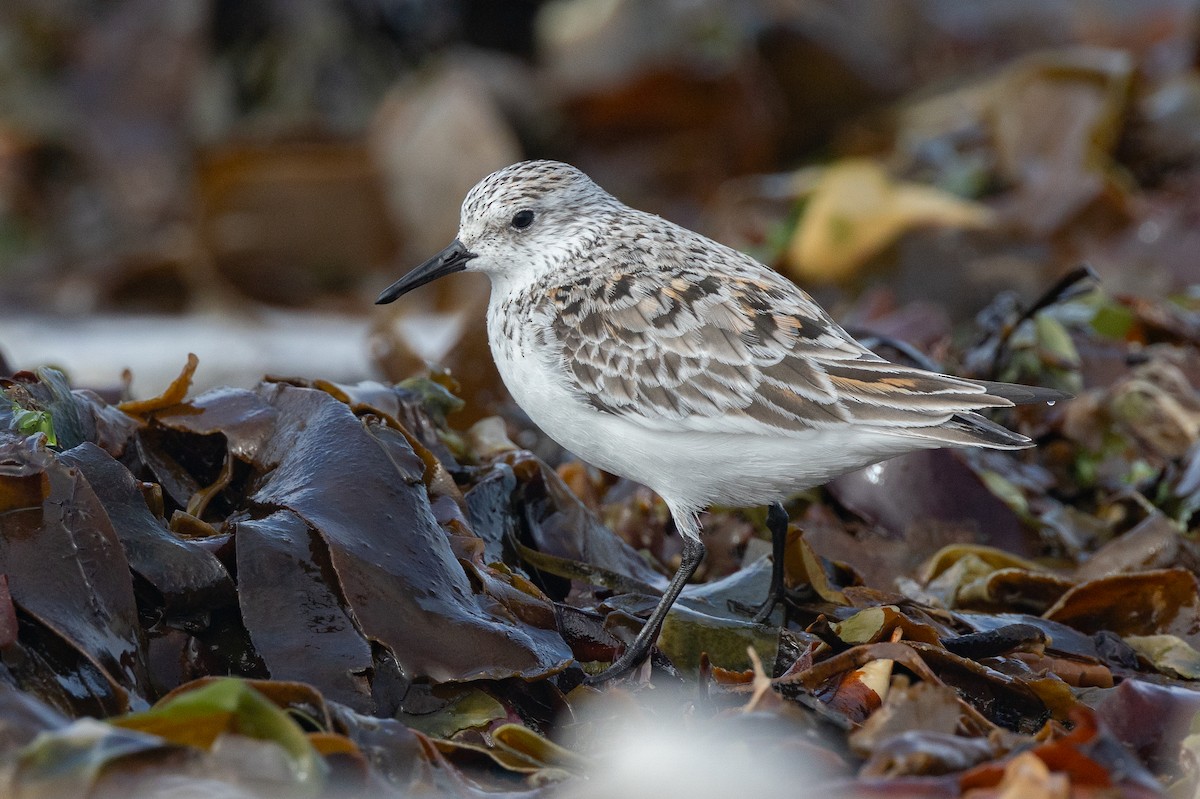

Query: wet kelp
[3,286,1200,796]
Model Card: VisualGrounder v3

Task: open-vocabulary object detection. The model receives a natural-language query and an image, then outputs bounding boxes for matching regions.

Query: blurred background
[2,0,1199,402]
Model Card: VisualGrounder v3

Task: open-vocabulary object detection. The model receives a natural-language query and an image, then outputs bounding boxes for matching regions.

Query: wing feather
[531,262,1022,436]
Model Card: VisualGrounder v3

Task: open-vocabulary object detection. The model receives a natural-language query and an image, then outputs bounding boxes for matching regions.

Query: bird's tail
[880,378,1069,451]
[972,380,1072,406]
[927,411,1034,450]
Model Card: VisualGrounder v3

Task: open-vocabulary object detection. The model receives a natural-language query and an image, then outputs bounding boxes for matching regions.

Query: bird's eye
[511,210,535,230]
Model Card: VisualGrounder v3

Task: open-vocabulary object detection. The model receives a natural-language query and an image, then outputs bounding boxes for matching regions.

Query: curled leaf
[786,159,993,283]
[117,353,199,417]
[112,678,326,791]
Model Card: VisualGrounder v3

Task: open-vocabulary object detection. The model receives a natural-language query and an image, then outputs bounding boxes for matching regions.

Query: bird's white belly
[488,322,930,512]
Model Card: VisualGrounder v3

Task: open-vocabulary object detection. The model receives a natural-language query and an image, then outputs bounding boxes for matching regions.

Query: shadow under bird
[376,160,1066,683]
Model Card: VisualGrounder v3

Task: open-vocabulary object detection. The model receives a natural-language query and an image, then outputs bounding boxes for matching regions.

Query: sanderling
[377,160,1064,682]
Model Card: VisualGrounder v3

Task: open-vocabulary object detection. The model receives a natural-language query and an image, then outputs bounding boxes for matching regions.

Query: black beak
[375,239,478,304]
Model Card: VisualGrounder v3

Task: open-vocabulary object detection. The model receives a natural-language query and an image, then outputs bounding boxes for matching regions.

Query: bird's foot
[584,646,652,686]
[729,589,789,624]
[751,591,783,625]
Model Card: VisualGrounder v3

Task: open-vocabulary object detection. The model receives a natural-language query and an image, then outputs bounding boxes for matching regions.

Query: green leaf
[398,687,506,739]
[112,678,327,793]
[399,376,465,422]
[1034,314,1081,369]
[658,603,779,673]
[10,405,57,445]
[978,469,1030,516]
[1090,302,1135,340]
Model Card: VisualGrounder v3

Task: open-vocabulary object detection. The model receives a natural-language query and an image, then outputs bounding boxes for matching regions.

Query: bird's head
[376,160,619,304]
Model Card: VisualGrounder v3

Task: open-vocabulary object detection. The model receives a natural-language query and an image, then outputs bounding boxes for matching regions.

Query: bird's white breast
[484,286,934,513]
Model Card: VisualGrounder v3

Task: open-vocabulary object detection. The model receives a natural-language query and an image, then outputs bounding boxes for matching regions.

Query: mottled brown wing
[535,269,1014,435]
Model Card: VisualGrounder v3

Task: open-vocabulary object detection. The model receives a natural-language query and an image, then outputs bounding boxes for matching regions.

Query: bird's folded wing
[535,268,1015,435]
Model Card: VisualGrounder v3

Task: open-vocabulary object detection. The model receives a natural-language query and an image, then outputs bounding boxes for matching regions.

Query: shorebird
[376,160,1062,682]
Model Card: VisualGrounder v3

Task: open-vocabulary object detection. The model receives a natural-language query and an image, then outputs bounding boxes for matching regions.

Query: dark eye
[511,210,535,230]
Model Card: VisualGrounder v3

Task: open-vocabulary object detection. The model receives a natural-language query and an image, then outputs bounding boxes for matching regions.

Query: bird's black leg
[751,502,790,624]
[589,508,705,684]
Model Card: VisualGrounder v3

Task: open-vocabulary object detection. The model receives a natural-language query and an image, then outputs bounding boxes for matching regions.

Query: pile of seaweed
[1,280,1199,797]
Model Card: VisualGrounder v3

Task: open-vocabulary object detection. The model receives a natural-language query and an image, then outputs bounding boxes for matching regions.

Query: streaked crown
[462,160,617,222]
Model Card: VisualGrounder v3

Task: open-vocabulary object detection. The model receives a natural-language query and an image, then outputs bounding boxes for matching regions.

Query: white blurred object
[0,310,373,397]
[559,696,832,799]
[368,58,523,258]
